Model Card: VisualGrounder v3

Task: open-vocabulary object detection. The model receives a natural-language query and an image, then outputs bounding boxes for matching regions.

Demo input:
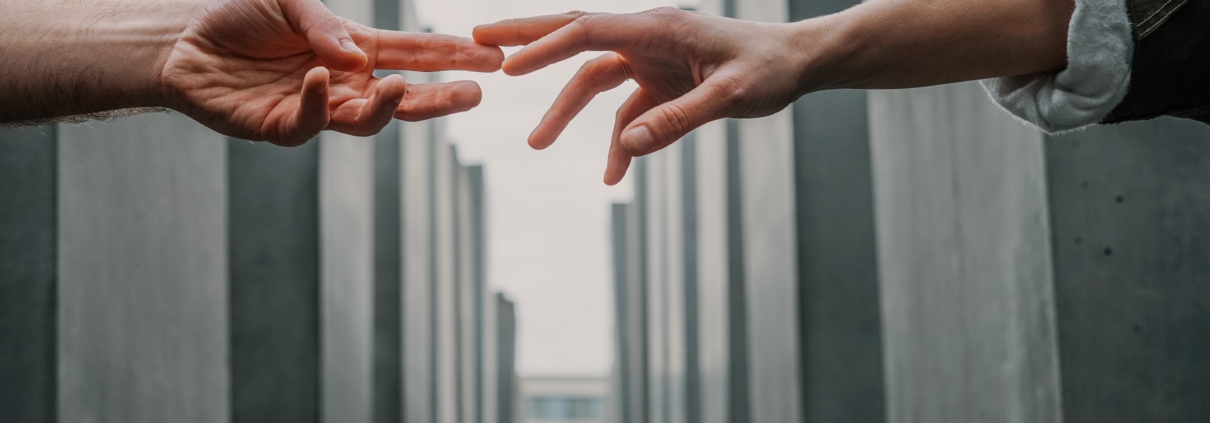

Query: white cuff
[981,0,1133,133]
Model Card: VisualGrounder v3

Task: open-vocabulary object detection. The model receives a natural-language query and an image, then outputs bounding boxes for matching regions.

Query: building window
[527,396,603,421]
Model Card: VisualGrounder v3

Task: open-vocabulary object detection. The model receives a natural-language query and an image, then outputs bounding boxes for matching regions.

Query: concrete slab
[0,126,57,423]
[229,138,321,423]
[868,82,1061,423]
[1046,119,1210,423]
[58,114,229,423]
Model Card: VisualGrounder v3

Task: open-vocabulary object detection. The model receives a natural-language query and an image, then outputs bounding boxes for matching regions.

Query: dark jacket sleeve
[1101,0,1210,125]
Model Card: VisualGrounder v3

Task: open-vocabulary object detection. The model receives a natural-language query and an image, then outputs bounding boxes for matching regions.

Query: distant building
[519,376,608,423]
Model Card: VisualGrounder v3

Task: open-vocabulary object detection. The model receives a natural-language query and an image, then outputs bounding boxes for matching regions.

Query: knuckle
[657,103,693,135]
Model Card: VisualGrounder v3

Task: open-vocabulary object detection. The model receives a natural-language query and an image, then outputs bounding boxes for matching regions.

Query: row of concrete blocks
[1,1,521,423]
[608,78,1210,423]
[0,100,515,423]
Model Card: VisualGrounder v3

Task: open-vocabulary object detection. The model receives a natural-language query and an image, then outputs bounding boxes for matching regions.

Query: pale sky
[414,0,684,376]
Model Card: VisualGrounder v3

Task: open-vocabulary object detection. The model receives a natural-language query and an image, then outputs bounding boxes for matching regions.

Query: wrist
[781,13,869,95]
[86,1,205,110]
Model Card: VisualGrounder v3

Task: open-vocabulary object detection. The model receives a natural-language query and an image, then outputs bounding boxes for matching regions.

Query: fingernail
[621,126,654,153]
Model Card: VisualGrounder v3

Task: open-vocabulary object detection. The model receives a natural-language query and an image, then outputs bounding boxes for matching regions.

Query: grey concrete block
[320,133,375,423]
[0,126,58,423]
[610,203,632,423]
[401,112,436,423]
[457,164,479,423]
[629,161,651,423]
[1046,119,1210,423]
[657,142,688,423]
[869,82,1062,423]
[643,153,668,423]
[229,138,321,423]
[375,120,403,423]
[737,109,802,423]
[690,120,738,423]
[788,53,885,423]
[435,139,461,423]
[468,165,488,423]
[58,114,229,423]
[495,294,518,423]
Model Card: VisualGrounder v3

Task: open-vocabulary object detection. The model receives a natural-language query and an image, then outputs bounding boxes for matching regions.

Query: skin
[0,0,504,146]
[473,0,1075,185]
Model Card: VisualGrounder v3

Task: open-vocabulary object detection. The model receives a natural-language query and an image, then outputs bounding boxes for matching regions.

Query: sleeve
[979,0,1134,134]
[1101,0,1210,125]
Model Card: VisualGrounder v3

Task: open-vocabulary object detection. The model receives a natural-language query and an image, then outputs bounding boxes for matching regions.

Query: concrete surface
[1046,118,1210,423]
[229,137,321,423]
[58,114,229,423]
[869,82,1062,423]
[0,126,58,423]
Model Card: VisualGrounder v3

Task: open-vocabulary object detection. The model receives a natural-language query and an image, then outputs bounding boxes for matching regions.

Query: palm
[161,0,502,146]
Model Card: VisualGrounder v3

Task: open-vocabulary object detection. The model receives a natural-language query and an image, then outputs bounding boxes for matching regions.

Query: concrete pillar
[1044,118,1210,422]
[628,164,651,423]
[0,126,57,423]
[401,89,437,423]
[870,82,1063,423]
[435,138,461,423]
[495,293,519,423]
[786,2,886,422]
[229,137,321,423]
[690,117,746,423]
[457,164,480,423]
[58,114,230,423]
[610,203,631,423]
[643,154,668,423]
[468,165,488,423]
[482,287,500,423]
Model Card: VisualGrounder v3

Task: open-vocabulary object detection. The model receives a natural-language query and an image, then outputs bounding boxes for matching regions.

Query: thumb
[282,0,368,71]
[619,80,734,156]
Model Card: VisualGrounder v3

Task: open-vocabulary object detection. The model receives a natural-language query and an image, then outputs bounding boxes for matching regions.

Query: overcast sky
[415,0,684,376]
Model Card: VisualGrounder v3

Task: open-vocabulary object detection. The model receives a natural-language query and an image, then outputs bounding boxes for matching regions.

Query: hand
[474,8,808,185]
[163,0,504,146]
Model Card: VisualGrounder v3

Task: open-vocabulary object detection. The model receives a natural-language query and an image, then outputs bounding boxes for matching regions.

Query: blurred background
[4,0,1210,422]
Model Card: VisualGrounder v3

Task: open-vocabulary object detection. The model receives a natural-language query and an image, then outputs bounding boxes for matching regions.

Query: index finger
[375,31,504,72]
[472,11,597,46]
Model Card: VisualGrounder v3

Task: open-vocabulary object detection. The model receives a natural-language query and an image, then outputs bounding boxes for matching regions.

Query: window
[527,396,603,421]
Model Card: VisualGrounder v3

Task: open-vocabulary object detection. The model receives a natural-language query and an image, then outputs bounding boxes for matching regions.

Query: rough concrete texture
[1046,118,1210,423]
[229,138,321,423]
[869,82,1062,423]
[58,114,229,423]
[791,83,886,423]
[0,126,58,423]
[610,203,632,423]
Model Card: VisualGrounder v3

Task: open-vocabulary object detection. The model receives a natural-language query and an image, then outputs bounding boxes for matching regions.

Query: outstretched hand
[163,0,504,146]
[474,8,809,185]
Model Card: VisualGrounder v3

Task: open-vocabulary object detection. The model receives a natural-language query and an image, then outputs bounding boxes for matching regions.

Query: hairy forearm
[791,0,1074,93]
[0,0,201,124]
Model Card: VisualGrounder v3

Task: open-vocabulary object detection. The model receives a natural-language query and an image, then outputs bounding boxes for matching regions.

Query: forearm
[0,0,200,124]
[791,0,1074,93]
